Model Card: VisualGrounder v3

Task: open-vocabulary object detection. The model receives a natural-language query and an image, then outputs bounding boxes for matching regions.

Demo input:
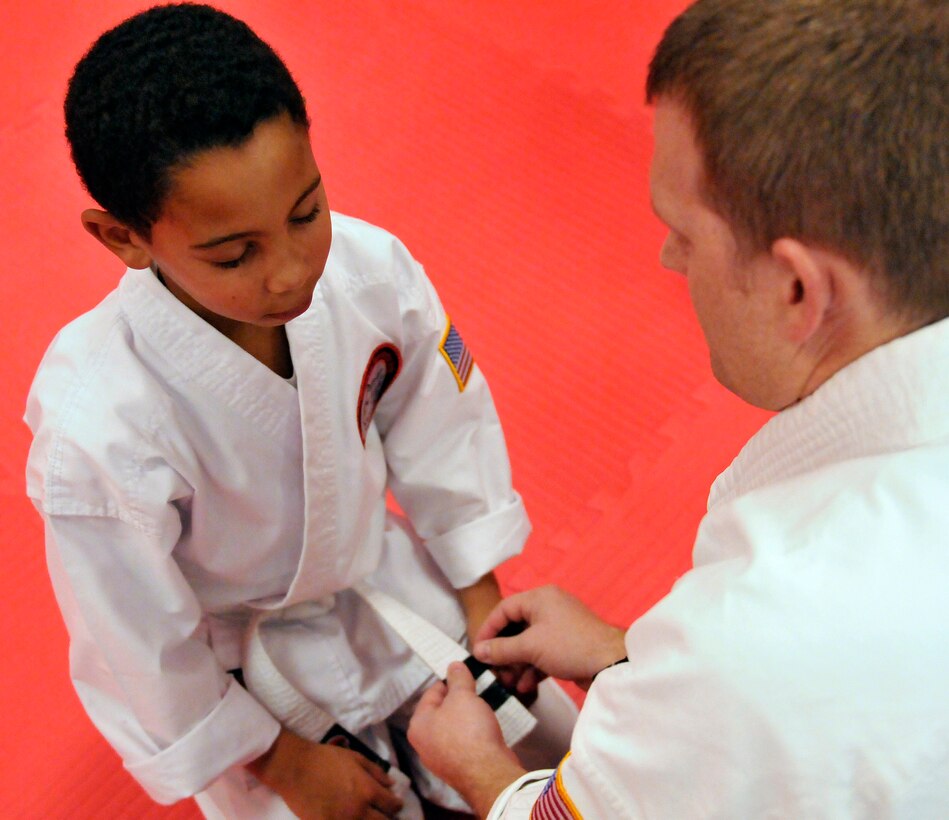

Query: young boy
[25,5,572,817]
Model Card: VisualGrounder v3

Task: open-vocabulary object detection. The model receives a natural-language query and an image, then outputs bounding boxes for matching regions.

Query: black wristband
[591,656,629,681]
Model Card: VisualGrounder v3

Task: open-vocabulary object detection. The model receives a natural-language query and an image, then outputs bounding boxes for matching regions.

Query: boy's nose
[267,247,310,293]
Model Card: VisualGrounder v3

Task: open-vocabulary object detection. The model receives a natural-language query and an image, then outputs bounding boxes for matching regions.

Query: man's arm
[409,586,627,817]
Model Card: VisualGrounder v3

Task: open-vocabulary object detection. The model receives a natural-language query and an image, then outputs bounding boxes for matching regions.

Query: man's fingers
[493,663,520,690]
[516,666,544,694]
[473,632,531,667]
[474,593,531,643]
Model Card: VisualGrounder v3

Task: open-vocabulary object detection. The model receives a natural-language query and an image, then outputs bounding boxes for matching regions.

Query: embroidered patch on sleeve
[531,754,583,820]
[439,316,474,391]
[357,343,402,445]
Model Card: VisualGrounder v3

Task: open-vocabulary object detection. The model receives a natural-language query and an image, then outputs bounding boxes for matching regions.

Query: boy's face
[132,113,331,336]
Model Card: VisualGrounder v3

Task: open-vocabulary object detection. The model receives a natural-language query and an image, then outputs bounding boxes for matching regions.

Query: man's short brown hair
[647,0,948,323]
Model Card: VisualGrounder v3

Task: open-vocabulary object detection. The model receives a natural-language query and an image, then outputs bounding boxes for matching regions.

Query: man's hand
[473,585,627,688]
[408,663,527,818]
[247,728,403,819]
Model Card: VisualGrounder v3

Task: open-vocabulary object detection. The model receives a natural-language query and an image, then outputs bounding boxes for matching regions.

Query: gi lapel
[275,291,343,607]
[119,267,299,442]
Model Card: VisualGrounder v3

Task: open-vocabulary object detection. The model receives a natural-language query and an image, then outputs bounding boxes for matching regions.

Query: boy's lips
[265,297,312,322]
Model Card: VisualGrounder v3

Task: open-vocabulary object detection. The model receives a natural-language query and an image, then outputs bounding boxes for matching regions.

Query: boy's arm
[371,233,531,592]
[458,572,503,643]
[40,512,281,804]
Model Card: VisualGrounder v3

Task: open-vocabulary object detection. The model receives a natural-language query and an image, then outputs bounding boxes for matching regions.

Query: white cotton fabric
[25,213,530,810]
[495,316,949,818]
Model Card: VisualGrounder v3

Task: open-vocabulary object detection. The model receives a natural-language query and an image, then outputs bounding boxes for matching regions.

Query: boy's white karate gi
[26,213,537,815]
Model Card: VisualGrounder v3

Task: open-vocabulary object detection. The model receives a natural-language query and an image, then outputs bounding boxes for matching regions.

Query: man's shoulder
[662,447,949,687]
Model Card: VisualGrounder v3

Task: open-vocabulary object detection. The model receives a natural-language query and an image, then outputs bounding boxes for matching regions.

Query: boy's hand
[473,585,627,688]
[247,728,403,819]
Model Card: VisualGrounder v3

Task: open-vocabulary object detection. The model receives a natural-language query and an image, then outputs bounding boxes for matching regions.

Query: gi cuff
[124,677,280,804]
[425,494,531,589]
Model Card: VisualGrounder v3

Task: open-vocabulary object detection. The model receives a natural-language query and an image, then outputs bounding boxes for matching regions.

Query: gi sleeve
[486,768,565,819]
[512,537,836,819]
[41,511,280,804]
[372,237,531,589]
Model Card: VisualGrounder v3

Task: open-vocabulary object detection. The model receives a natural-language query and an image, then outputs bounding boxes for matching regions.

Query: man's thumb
[445,661,476,690]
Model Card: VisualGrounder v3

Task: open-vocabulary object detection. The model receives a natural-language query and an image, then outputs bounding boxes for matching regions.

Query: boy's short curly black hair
[65,3,309,237]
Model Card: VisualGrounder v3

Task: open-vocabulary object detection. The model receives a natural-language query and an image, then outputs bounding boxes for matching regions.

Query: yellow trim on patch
[438,315,470,392]
[554,752,584,819]
[530,752,583,820]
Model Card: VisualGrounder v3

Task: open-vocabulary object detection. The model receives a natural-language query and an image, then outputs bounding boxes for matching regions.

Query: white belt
[242,583,537,749]
[353,581,537,747]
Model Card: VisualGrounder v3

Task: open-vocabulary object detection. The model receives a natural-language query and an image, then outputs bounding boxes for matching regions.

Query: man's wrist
[601,627,628,668]
[453,754,528,819]
[579,627,627,689]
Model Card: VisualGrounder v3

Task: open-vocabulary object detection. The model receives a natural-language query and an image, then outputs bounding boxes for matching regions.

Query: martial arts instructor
[408,0,949,816]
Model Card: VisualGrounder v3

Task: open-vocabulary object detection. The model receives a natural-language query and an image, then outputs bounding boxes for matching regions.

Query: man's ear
[81,209,154,269]
[770,238,834,345]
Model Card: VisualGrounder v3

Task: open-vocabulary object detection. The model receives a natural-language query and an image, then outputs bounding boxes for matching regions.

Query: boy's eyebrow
[190,175,323,249]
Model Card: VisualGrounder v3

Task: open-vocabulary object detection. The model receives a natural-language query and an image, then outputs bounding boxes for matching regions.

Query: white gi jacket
[492,317,949,818]
[25,213,530,808]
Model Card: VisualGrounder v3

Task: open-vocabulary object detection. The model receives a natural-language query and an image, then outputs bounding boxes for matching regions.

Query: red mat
[0,1,769,815]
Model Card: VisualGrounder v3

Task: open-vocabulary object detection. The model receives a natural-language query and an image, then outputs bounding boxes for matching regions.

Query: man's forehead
[652,101,702,174]
[650,100,705,219]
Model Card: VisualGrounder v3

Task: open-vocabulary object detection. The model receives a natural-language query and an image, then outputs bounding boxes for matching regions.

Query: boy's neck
[229,324,294,378]
[155,268,294,378]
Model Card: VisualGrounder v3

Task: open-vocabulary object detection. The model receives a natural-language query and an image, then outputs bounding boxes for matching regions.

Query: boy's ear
[81,209,154,269]
[770,237,834,346]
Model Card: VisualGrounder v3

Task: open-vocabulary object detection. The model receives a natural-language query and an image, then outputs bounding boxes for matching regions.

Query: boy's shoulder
[28,286,130,409]
[25,282,175,506]
[326,212,425,292]
[329,212,403,256]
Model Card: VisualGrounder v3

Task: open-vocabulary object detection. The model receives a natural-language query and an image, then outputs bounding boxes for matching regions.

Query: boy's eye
[212,244,254,269]
[291,205,321,226]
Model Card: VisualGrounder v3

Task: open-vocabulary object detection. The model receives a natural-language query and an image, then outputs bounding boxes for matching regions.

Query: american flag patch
[439,317,474,391]
[531,756,582,820]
